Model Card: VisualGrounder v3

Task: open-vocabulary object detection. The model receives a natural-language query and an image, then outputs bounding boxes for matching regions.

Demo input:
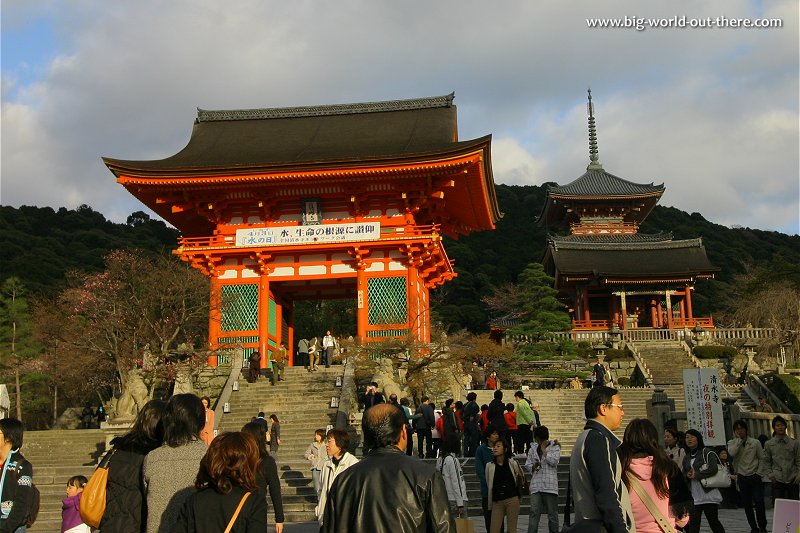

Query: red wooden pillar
[258,275,271,368]
[650,299,658,328]
[583,289,591,322]
[665,292,673,330]
[207,277,222,367]
[287,303,295,366]
[685,284,694,319]
[356,267,368,343]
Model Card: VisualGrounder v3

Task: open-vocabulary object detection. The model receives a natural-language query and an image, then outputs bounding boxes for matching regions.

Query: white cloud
[1,0,797,234]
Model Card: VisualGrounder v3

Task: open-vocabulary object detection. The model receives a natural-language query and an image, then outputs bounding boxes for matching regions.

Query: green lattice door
[221,284,259,332]
[367,277,408,338]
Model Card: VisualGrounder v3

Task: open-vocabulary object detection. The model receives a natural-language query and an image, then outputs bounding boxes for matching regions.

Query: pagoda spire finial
[587,88,603,171]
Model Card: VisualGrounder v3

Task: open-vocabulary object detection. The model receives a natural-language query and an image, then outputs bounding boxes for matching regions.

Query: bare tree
[40,250,212,402]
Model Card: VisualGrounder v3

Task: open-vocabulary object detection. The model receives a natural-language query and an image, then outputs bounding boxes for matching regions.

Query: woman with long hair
[485,438,525,533]
[436,432,468,520]
[682,429,725,533]
[144,393,208,533]
[199,396,215,446]
[268,414,281,460]
[619,419,690,533]
[316,428,358,527]
[241,422,285,533]
[173,432,266,532]
[100,399,166,533]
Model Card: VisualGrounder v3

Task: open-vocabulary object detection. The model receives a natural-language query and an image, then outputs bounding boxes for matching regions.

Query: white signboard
[683,368,726,446]
[235,222,381,247]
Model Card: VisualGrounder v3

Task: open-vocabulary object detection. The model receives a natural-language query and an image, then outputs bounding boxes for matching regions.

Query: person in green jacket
[514,391,535,455]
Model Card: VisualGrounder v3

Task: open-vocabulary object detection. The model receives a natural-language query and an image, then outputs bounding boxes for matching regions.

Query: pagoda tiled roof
[549,232,674,244]
[543,236,719,279]
[548,169,665,198]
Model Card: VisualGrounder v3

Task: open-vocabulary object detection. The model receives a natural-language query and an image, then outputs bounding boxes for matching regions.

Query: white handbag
[698,450,730,489]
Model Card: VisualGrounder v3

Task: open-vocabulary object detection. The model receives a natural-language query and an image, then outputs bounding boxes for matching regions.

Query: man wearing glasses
[568,386,635,533]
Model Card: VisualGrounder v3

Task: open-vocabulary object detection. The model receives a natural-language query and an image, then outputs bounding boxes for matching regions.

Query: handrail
[747,372,792,414]
[679,340,703,369]
[623,340,654,387]
[334,357,357,430]
[213,348,244,431]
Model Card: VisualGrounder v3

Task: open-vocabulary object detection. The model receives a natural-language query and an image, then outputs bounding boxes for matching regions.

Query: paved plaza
[272,507,778,532]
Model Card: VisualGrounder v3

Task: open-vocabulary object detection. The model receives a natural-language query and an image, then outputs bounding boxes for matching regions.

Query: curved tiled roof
[544,238,719,278]
[548,169,664,197]
[104,94,464,172]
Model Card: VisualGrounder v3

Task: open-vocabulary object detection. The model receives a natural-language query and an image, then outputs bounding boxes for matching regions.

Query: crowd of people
[346,383,799,533]
[0,373,796,533]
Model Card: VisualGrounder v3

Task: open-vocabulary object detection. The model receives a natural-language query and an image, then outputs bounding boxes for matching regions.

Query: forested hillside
[0,205,178,295]
[2,185,799,331]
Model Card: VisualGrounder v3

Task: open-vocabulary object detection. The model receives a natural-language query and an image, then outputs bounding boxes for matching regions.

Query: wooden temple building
[538,91,719,332]
[104,94,500,366]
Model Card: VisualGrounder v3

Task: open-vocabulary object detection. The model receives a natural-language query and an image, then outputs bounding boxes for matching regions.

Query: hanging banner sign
[235,222,381,246]
[683,368,726,446]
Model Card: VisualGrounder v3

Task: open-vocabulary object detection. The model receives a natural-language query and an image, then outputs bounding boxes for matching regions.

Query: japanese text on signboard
[683,368,726,446]
[235,222,381,246]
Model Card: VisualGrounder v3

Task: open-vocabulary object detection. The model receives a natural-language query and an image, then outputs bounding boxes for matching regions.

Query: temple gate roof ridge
[196,93,455,122]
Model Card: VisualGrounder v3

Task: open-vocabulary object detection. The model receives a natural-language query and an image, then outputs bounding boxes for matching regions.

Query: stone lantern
[743,339,760,375]
[692,324,706,346]
[608,325,622,350]
[593,343,608,362]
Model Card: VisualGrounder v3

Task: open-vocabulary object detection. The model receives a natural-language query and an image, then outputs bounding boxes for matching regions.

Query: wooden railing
[571,319,612,330]
[548,327,777,344]
[707,328,776,340]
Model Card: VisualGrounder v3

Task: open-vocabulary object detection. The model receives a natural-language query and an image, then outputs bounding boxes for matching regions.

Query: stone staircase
[23,429,106,532]
[217,365,345,522]
[633,340,698,385]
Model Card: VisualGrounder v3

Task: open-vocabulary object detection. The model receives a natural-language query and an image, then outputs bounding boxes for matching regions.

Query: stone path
[273,507,776,532]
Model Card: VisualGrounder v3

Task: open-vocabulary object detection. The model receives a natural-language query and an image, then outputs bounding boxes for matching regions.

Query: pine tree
[0,278,40,419]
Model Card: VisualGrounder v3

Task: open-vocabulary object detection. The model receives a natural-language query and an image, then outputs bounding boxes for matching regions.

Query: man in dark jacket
[569,386,635,533]
[323,403,454,533]
[414,396,436,459]
[0,418,34,533]
[487,390,508,441]
[441,399,459,440]
[461,392,481,457]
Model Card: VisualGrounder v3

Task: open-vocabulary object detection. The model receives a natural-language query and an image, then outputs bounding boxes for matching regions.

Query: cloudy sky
[2,0,798,234]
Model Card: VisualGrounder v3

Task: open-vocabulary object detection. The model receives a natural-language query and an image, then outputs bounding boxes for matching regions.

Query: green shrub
[604,348,633,362]
[771,374,800,414]
[616,376,631,387]
[693,346,738,359]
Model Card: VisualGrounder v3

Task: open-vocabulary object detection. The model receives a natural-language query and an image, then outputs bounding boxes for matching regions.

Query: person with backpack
[436,433,468,520]
[0,418,35,533]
